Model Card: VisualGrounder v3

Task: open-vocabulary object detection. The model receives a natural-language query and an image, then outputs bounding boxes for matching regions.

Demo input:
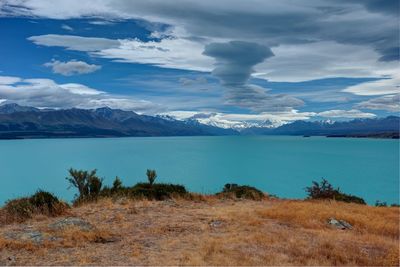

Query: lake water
[0,136,399,205]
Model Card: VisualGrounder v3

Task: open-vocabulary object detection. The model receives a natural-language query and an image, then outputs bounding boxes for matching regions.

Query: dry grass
[0,197,398,266]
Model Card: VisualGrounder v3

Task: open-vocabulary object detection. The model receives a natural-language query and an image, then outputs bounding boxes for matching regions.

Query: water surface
[0,136,398,205]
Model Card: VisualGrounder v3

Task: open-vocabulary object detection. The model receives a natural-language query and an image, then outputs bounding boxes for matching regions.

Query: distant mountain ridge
[0,103,398,139]
[0,104,237,139]
[240,116,400,138]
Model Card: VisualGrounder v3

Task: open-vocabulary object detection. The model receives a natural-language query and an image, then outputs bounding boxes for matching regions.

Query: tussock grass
[0,191,69,224]
[257,199,400,238]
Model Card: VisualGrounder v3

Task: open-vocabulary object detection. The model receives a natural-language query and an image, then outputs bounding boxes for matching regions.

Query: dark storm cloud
[203,41,273,86]
[203,41,303,111]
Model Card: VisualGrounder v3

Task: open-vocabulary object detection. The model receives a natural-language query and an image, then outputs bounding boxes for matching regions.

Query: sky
[0,0,399,127]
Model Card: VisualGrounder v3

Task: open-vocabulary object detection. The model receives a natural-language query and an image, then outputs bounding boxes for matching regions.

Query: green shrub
[112,176,123,192]
[3,190,68,222]
[375,200,388,207]
[217,183,265,200]
[129,182,188,200]
[4,197,33,220]
[305,179,366,205]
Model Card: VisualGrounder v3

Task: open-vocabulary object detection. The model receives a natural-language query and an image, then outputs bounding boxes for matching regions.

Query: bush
[97,173,188,201]
[305,179,366,205]
[129,182,188,200]
[217,183,265,200]
[146,169,157,186]
[66,168,103,202]
[2,190,68,223]
[112,176,123,192]
[375,200,388,207]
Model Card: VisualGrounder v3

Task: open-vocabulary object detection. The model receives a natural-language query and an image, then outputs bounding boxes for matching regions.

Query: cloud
[223,84,304,112]
[162,109,317,129]
[342,72,400,96]
[61,24,73,31]
[317,109,376,119]
[44,59,101,76]
[3,0,398,63]
[0,76,22,84]
[355,94,400,112]
[0,75,160,112]
[202,41,303,111]
[88,20,115,25]
[179,77,207,86]
[28,34,120,51]
[203,41,273,86]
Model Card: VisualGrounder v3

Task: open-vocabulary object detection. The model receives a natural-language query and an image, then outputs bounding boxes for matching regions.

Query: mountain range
[0,103,398,139]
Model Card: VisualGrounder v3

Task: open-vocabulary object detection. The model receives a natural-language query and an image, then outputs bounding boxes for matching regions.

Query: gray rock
[4,230,43,243]
[209,220,224,228]
[328,218,353,230]
[49,217,94,231]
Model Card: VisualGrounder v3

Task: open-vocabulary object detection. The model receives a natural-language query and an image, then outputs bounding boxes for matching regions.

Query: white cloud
[342,72,400,96]
[0,76,22,84]
[61,24,73,31]
[356,94,400,112]
[28,34,120,51]
[0,75,160,112]
[163,109,317,129]
[44,59,101,76]
[317,109,376,119]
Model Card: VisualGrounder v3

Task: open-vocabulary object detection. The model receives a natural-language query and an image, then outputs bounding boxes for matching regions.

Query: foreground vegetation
[0,169,398,266]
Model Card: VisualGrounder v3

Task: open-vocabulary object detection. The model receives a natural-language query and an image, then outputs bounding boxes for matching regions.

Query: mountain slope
[0,103,398,139]
[0,104,237,139]
[240,116,400,137]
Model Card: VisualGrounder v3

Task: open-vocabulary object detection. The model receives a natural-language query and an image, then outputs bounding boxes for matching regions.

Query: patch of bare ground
[0,197,398,266]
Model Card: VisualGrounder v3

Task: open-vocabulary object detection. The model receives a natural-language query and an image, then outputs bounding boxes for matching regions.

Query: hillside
[0,104,236,138]
[0,197,398,266]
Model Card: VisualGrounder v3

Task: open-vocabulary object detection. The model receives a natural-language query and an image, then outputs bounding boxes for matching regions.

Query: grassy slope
[0,197,399,266]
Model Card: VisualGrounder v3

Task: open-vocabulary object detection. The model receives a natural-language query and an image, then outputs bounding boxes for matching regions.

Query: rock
[94,236,120,243]
[209,220,224,228]
[49,217,94,231]
[4,229,43,243]
[328,218,353,230]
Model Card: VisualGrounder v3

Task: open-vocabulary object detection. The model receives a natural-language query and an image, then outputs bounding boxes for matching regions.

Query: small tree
[305,178,336,199]
[112,176,123,192]
[66,168,102,200]
[146,169,157,186]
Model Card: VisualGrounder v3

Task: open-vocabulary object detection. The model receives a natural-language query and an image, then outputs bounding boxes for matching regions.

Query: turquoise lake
[0,136,399,205]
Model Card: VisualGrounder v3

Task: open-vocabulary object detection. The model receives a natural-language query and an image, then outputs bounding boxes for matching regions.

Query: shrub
[305,179,366,205]
[112,176,123,192]
[375,200,388,207]
[129,182,188,200]
[66,168,103,202]
[146,169,157,186]
[2,190,68,223]
[217,183,265,200]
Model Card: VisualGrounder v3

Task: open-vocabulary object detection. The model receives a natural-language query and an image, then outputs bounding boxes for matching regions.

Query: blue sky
[0,0,399,127]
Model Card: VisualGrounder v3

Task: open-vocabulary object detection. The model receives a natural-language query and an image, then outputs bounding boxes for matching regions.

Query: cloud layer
[0,75,159,112]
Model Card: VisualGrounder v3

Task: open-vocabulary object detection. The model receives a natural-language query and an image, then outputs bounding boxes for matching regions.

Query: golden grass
[0,197,398,266]
[257,199,400,238]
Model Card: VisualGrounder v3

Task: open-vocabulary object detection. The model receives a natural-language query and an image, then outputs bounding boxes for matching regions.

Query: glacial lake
[0,136,399,205]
